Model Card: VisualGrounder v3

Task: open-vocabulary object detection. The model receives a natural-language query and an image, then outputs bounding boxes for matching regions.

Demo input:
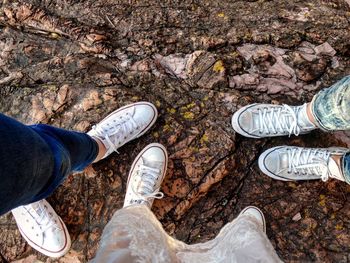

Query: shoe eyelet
[124,136,127,139]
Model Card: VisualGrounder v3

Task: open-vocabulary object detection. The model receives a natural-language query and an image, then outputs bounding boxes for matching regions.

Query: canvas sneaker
[259,146,349,182]
[88,102,158,159]
[124,143,168,208]
[239,206,266,233]
[231,103,317,138]
[12,199,71,258]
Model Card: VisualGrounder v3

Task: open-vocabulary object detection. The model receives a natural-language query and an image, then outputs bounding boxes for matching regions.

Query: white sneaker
[231,103,317,138]
[239,206,266,233]
[11,199,71,258]
[259,146,349,182]
[88,102,158,159]
[124,143,168,208]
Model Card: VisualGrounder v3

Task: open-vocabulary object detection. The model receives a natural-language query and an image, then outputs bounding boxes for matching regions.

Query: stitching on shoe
[16,217,68,254]
[263,147,290,181]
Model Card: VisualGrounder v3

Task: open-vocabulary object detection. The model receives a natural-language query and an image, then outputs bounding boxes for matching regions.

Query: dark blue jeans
[0,114,98,216]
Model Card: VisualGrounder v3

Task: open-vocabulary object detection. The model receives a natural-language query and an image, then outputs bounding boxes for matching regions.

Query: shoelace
[131,164,164,203]
[286,148,331,181]
[92,113,140,153]
[257,104,302,136]
[25,202,62,240]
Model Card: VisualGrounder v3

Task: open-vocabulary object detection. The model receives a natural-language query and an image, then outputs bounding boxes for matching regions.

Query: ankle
[306,102,318,127]
[92,137,107,163]
[331,155,342,167]
[330,155,345,181]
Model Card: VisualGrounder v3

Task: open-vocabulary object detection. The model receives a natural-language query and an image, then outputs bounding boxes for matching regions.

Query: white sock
[329,157,345,181]
[297,104,317,129]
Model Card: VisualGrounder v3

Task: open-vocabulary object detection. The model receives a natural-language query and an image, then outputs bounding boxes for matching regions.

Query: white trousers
[91,205,282,263]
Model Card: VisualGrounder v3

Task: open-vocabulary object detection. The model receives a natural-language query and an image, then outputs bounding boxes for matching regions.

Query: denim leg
[28,124,99,203]
[342,153,350,184]
[30,124,98,172]
[0,114,55,215]
[311,75,350,131]
[0,114,98,216]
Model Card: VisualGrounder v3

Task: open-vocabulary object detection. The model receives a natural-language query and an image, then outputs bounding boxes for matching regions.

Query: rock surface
[0,0,350,262]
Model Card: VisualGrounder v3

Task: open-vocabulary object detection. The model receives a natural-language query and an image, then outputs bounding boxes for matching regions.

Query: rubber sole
[231,103,261,139]
[258,146,292,182]
[239,206,266,233]
[17,216,71,258]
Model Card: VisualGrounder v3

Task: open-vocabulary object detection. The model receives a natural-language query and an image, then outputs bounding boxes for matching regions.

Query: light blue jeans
[311,75,350,183]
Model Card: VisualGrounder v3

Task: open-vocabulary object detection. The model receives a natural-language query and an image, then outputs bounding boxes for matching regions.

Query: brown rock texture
[0,0,350,262]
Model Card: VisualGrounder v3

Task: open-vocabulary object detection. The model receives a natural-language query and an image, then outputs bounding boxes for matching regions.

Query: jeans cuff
[310,94,332,132]
[342,154,350,185]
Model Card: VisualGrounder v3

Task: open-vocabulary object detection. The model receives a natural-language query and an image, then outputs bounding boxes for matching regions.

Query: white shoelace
[25,202,62,238]
[286,148,331,181]
[131,164,164,203]
[257,105,301,136]
[92,114,140,153]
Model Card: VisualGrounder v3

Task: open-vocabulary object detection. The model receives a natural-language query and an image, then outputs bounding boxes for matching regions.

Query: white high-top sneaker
[88,102,158,159]
[239,206,266,233]
[231,103,317,138]
[12,199,71,258]
[258,146,349,182]
[124,143,168,208]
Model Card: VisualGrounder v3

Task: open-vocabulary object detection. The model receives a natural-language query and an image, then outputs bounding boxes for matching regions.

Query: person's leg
[3,101,158,258]
[310,75,350,131]
[0,101,157,213]
[230,76,350,184]
[1,114,99,258]
[93,206,281,263]
[176,206,281,263]
[93,144,281,263]
[92,143,169,263]
[0,113,59,215]
[231,75,350,138]
[92,205,179,263]
[27,124,99,203]
[0,113,97,258]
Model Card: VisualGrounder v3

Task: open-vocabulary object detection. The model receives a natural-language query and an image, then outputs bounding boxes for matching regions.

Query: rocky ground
[0,0,350,262]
